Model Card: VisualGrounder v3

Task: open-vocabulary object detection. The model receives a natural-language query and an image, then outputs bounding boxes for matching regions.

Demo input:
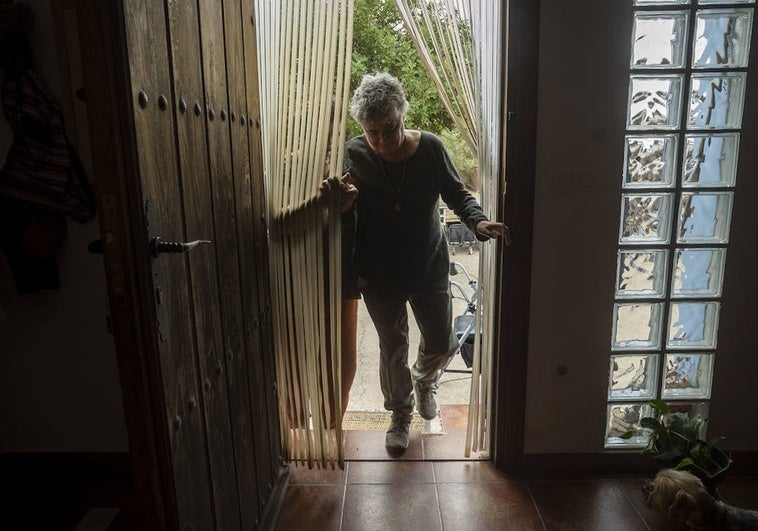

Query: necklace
[376,135,408,212]
[378,158,406,212]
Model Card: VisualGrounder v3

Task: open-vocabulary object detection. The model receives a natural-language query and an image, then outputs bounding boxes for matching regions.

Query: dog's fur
[643,469,758,530]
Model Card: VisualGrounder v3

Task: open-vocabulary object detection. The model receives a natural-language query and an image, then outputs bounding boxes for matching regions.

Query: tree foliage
[348,0,478,189]
[349,0,452,138]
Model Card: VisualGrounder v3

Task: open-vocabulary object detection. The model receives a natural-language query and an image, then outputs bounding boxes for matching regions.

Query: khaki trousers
[358,278,457,414]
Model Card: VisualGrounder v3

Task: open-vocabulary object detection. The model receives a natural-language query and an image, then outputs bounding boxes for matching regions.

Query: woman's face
[361,118,404,159]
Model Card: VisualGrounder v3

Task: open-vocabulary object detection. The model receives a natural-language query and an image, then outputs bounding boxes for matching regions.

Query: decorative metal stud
[173,415,182,430]
[240,116,246,126]
[188,396,197,410]
[220,109,227,121]
[228,349,234,360]
[158,95,168,111]
[179,99,187,114]
[208,108,215,121]
[231,111,237,122]
[194,103,202,117]
[204,377,212,391]
[138,91,148,108]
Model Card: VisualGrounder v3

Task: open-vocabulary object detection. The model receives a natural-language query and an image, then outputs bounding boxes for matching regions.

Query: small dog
[643,468,758,530]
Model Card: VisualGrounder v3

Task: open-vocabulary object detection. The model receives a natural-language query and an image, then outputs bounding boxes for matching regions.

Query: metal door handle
[150,237,212,257]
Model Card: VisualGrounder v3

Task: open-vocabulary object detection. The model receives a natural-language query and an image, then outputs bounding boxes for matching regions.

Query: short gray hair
[349,72,409,126]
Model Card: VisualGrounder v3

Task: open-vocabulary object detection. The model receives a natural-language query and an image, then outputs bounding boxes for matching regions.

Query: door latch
[150,237,212,257]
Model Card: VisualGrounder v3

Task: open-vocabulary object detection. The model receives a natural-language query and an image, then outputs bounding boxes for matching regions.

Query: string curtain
[394,0,506,456]
[254,0,354,469]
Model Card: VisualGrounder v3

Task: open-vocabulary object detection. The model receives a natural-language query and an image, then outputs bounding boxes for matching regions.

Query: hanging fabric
[254,0,354,469]
[394,0,506,457]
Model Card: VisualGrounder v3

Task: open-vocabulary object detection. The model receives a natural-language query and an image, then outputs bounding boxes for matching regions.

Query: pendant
[394,199,401,212]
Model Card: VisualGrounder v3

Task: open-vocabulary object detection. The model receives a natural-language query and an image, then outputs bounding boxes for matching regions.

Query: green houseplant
[621,399,731,493]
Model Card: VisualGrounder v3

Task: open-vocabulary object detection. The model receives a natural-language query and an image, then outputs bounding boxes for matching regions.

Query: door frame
[490,0,539,472]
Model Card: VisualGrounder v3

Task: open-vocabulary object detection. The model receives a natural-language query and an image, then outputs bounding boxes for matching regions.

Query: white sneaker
[385,410,412,452]
[413,380,438,420]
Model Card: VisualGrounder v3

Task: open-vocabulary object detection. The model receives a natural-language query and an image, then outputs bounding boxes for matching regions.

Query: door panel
[76,0,282,528]
[123,0,217,528]
[164,0,245,528]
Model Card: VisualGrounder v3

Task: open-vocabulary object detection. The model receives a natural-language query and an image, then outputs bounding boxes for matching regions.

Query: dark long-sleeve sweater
[344,131,488,292]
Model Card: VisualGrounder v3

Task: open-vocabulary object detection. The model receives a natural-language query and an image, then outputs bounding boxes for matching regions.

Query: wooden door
[68,0,284,529]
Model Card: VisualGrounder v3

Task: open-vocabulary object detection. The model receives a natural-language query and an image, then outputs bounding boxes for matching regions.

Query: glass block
[620,194,673,244]
[609,354,659,400]
[667,301,720,350]
[662,353,714,399]
[688,73,746,130]
[699,0,754,5]
[672,248,726,298]
[693,9,754,69]
[628,75,683,130]
[624,135,678,189]
[605,403,653,448]
[632,12,689,68]
[612,302,664,351]
[616,250,669,298]
[634,0,690,4]
[677,191,733,244]
[683,133,740,188]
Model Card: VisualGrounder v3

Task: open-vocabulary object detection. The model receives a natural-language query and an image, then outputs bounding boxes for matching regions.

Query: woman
[341,72,509,453]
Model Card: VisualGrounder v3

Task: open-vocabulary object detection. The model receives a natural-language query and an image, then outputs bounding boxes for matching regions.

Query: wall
[0,0,128,453]
[524,1,758,453]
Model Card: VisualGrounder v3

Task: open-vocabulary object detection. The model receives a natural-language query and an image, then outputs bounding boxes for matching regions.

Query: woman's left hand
[475,221,512,245]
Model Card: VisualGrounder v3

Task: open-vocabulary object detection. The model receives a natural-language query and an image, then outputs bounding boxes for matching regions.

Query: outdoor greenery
[349,0,478,189]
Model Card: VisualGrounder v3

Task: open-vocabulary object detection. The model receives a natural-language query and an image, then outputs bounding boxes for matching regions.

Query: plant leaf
[649,399,670,414]
[640,417,662,430]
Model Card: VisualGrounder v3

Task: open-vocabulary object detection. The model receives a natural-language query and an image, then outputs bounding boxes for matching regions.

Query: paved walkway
[346,245,481,412]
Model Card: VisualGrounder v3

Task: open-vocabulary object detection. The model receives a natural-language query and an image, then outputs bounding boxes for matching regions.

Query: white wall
[0,0,128,453]
[524,0,758,453]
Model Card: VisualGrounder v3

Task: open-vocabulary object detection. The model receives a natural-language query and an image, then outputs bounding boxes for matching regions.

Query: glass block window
[606,0,751,448]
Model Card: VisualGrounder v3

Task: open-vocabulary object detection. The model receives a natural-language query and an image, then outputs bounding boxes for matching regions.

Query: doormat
[341,410,443,434]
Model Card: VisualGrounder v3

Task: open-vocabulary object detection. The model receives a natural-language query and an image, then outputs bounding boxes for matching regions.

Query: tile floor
[275,458,758,531]
[277,405,758,530]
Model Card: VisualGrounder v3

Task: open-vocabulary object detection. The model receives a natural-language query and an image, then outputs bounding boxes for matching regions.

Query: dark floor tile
[433,461,511,483]
[342,484,442,531]
[274,485,344,531]
[422,430,487,460]
[287,462,348,485]
[344,429,423,460]
[718,477,758,510]
[348,461,434,484]
[617,479,689,531]
[437,482,544,531]
[529,480,649,531]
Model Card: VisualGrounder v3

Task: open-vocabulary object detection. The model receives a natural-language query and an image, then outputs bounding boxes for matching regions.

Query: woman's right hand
[339,172,358,212]
[319,172,358,212]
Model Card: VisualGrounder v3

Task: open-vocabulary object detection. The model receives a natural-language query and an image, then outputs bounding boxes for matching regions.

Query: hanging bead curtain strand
[255,0,354,469]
